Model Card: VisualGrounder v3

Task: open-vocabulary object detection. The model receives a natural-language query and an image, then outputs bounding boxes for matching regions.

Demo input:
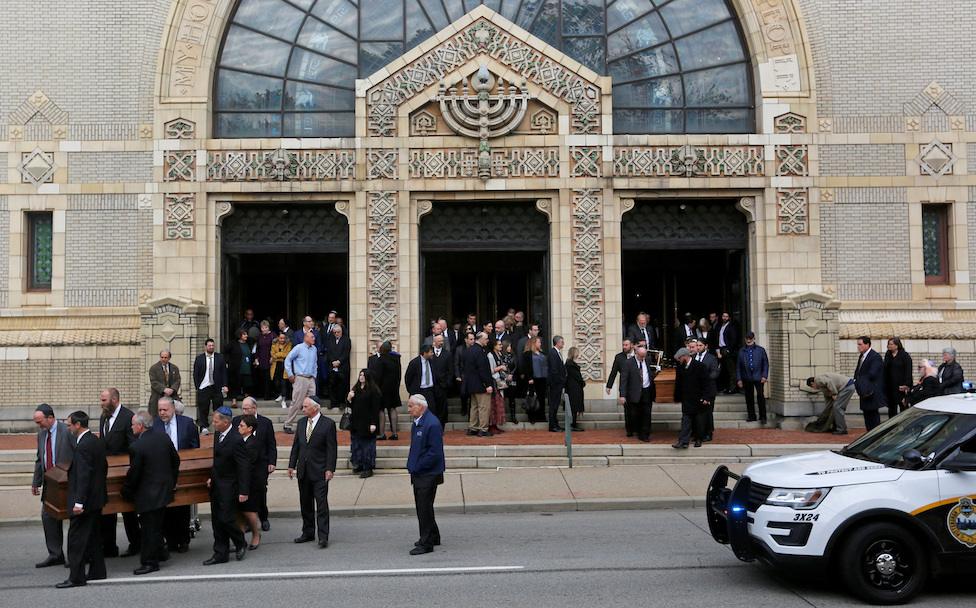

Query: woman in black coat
[938,347,965,395]
[347,369,381,478]
[908,360,942,406]
[564,347,585,431]
[374,341,402,440]
[882,337,913,418]
[236,414,264,550]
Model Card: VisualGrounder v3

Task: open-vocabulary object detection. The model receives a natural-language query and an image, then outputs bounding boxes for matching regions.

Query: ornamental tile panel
[613,146,764,177]
[572,189,604,381]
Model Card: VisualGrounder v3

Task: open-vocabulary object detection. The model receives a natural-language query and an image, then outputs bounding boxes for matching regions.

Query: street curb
[0,496,709,527]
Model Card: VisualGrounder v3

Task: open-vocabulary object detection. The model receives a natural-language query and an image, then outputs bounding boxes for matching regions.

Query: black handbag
[524,389,539,412]
[339,408,352,431]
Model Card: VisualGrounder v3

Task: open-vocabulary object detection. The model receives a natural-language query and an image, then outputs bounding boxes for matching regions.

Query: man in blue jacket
[736,332,769,424]
[853,336,886,430]
[406,394,445,555]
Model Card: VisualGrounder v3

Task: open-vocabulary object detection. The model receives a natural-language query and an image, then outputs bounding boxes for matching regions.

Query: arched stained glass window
[214,0,754,137]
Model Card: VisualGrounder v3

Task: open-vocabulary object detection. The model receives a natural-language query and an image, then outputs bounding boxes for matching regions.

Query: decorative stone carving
[365,18,600,137]
[160,0,221,99]
[416,200,433,221]
[613,146,764,177]
[164,194,195,240]
[903,81,964,117]
[751,0,802,93]
[818,118,832,132]
[735,197,756,223]
[367,192,398,344]
[765,292,840,405]
[19,148,56,185]
[165,118,196,139]
[776,188,808,235]
[773,112,806,134]
[139,124,153,139]
[571,148,601,178]
[334,201,349,218]
[438,64,531,180]
[9,90,69,126]
[409,110,437,136]
[207,149,356,181]
[775,145,808,176]
[164,151,196,182]
[408,148,558,179]
[367,150,398,179]
[530,108,557,134]
[820,189,835,203]
[215,202,234,225]
[571,189,604,381]
[916,140,956,176]
[535,199,552,220]
[904,116,921,131]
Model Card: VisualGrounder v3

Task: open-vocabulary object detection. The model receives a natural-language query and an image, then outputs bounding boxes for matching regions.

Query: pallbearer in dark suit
[853,336,886,431]
[204,407,249,565]
[233,397,277,532]
[235,414,265,551]
[405,345,438,418]
[57,411,108,588]
[97,388,140,558]
[672,348,715,449]
[32,403,75,568]
[430,334,454,427]
[547,336,568,432]
[288,397,338,548]
[618,346,657,442]
[121,410,180,575]
[151,397,199,553]
[406,394,445,555]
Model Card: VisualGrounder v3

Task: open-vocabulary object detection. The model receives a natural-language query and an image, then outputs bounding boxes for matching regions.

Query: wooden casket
[655,367,676,403]
[43,447,213,520]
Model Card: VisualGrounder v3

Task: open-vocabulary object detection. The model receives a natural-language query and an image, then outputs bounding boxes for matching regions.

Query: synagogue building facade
[1,0,974,421]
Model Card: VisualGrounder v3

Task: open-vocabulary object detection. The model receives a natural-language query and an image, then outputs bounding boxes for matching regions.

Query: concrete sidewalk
[2,460,763,523]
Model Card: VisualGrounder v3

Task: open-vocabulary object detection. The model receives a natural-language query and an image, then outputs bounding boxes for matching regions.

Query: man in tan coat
[804,373,854,435]
[148,351,181,417]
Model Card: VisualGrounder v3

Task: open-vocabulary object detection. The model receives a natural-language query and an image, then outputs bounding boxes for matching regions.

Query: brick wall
[0,196,7,308]
[0,1,169,125]
[968,145,976,174]
[819,144,905,176]
[797,0,976,118]
[837,352,976,381]
[0,153,6,183]
[64,195,151,306]
[970,190,976,300]
[67,151,153,183]
[0,358,141,410]
[821,192,912,300]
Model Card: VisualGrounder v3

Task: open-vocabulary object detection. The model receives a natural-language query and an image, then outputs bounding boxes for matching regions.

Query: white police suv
[707,394,976,604]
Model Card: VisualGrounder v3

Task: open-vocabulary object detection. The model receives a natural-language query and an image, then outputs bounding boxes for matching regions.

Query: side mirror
[939,448,976,472]
[902,449,923,466]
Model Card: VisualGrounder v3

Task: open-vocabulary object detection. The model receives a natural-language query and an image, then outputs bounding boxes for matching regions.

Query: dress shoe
[410,545,433,555]
[248,544,260,551]
[318,540,329,549]
[261,520,271,532]
[283,426,295,434]
[638,436,651,443]
[36,556,65,568]
[703,435,713,442]
[672,442,688,449]
[133,564,158,575]
[389,434,398,440]
[235,546,248,561]
[759,419,768,425]
[294,535,314,543]
[86,573,106,581]
[626,432,634,438]
[477,430,492,437]
[466,429,478,436]
[56,579,85,589]
[352,467,362,474]
[571,425,585,432]
[175,544,189,553]
[414,539,441,547]
[359,469,373,479]
[377,434,388,441]
[549,426,565,432]
[746,417,757,422]
[202,556,228,566]
[832,429,848,435]
[693,441,702,448]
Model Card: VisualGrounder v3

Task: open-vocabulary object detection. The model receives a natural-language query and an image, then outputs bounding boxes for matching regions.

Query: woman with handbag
[565,346,586,431]
[487,340,508,434]
[501,340,519,423]
[519,336,548,425]
[347,369,381,478]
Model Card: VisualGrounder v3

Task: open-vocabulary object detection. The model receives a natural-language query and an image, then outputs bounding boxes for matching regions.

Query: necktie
[219,431,225,443]
[640,362,647,386]
[45,431,54,471]
[855,353,864,378]
[306,419,314,442]
[423,360,430,386]
[164,365,169,384]
[207,356,213,385]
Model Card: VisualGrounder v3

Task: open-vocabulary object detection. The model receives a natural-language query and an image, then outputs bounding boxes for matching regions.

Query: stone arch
[154,0,818,136]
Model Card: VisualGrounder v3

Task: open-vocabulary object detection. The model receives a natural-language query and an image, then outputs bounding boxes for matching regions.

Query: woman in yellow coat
[270,333,292,405]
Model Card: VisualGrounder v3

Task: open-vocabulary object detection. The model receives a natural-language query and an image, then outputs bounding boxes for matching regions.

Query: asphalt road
[1,509,970,607]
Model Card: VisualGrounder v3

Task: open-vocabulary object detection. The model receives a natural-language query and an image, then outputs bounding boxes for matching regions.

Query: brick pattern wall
[0,153,6,183]
[64,195,151,307]
[837,352,976,381]
[797,0,976,118]
[67,151,153,183]
[0,196,7,308]
[968,145,976,174]
[819,145,905,177]
[970,190,976,300]
[821,198,912,300]
[0,1,169,124]
[0,359,141,410]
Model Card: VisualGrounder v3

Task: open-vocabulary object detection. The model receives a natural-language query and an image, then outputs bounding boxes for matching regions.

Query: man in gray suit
[31,403,75,568]
[148,350,181,418]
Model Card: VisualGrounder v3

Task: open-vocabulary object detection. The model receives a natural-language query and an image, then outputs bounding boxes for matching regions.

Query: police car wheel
[839,522,928,605]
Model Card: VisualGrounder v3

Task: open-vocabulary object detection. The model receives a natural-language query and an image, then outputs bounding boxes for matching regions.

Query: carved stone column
[139,296,209,404]
[571,189,605,381]
[765,292,840,426]
[367,191,399,344]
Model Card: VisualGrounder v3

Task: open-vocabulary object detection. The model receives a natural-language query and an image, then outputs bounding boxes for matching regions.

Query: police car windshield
[838,408,976,469]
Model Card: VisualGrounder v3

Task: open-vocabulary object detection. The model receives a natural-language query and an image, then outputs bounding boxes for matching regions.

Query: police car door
[932,428,976,554]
